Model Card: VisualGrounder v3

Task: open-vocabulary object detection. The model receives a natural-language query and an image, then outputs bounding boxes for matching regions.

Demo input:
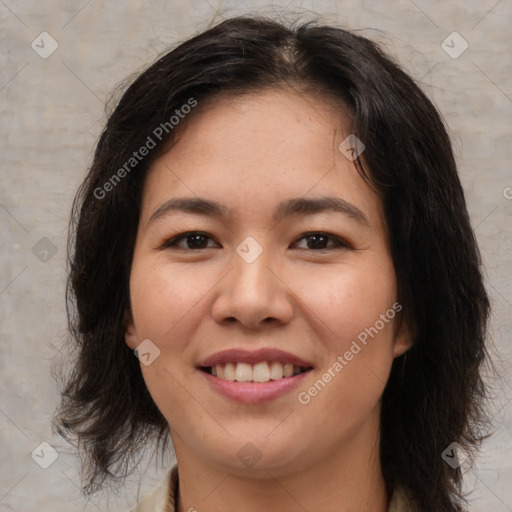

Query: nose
[211,245,294,330]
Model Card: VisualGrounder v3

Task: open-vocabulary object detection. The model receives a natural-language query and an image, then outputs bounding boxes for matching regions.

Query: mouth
[196,348,314,403]
[200,361,313,382]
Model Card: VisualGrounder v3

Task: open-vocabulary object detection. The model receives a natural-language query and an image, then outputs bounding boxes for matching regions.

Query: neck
[172,416,389,512]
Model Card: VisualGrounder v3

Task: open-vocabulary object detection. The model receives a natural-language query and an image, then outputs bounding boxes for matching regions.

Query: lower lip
[200,369,311,405]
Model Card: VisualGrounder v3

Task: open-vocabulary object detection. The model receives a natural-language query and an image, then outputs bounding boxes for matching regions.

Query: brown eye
[162,232,219,250]
[293,232,352,251]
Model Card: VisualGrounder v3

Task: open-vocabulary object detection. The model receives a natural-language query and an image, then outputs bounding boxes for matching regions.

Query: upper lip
[197,348,314,368]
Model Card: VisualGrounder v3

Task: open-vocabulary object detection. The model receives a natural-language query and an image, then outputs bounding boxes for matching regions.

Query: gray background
[1,1,511,511]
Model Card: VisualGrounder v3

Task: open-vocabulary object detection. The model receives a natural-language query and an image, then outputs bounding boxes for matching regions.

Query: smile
[201,361,311,383]
[197,348,314,404]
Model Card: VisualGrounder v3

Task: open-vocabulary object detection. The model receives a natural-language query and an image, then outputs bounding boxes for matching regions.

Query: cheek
[129,260,216,426]
[292,260,397,428]
[129,260,217,343]
[291,259,397,350]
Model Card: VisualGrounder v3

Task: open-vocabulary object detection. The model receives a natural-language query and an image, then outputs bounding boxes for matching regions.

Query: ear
[392,314,414,358]
[124,310,138,350]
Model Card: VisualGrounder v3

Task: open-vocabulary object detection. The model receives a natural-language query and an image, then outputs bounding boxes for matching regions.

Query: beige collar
[131,464,412,512]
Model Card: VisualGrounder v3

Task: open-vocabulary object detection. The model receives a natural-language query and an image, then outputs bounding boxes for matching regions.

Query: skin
[125,88,412,512]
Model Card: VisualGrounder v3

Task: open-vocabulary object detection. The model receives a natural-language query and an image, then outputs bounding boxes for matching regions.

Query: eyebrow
[148,196,369,226]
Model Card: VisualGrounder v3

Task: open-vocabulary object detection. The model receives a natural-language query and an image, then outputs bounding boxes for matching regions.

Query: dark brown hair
[55,15,491,511]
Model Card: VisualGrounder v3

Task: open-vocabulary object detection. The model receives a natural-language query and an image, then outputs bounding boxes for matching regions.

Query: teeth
[224,362,236,381]
[209,362,308,382]
[235,362,252,382]
[252,362,270,382]
[283,363,294,378]
[269,361,284,380]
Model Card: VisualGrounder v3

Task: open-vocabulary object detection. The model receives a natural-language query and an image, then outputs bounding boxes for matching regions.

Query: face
[125,88,410,477]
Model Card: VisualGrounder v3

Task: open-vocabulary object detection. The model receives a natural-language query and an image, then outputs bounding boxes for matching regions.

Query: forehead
[140,89,383,229]
[169,88,351,162]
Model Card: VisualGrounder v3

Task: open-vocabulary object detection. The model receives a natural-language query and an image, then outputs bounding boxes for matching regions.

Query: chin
[199,431,307,475]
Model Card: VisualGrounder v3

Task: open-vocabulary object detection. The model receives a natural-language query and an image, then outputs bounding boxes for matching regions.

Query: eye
[160,231,352,251]
[161,231,220,250]
[292,232,352,251]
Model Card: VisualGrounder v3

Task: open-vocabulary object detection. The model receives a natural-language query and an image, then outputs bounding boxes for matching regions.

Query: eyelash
[160,231,353,252]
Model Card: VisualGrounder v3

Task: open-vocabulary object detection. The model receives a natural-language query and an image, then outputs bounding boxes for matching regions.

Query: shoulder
[130,464,178,512]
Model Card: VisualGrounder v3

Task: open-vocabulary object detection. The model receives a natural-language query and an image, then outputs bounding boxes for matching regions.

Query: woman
[55,16,491,512]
